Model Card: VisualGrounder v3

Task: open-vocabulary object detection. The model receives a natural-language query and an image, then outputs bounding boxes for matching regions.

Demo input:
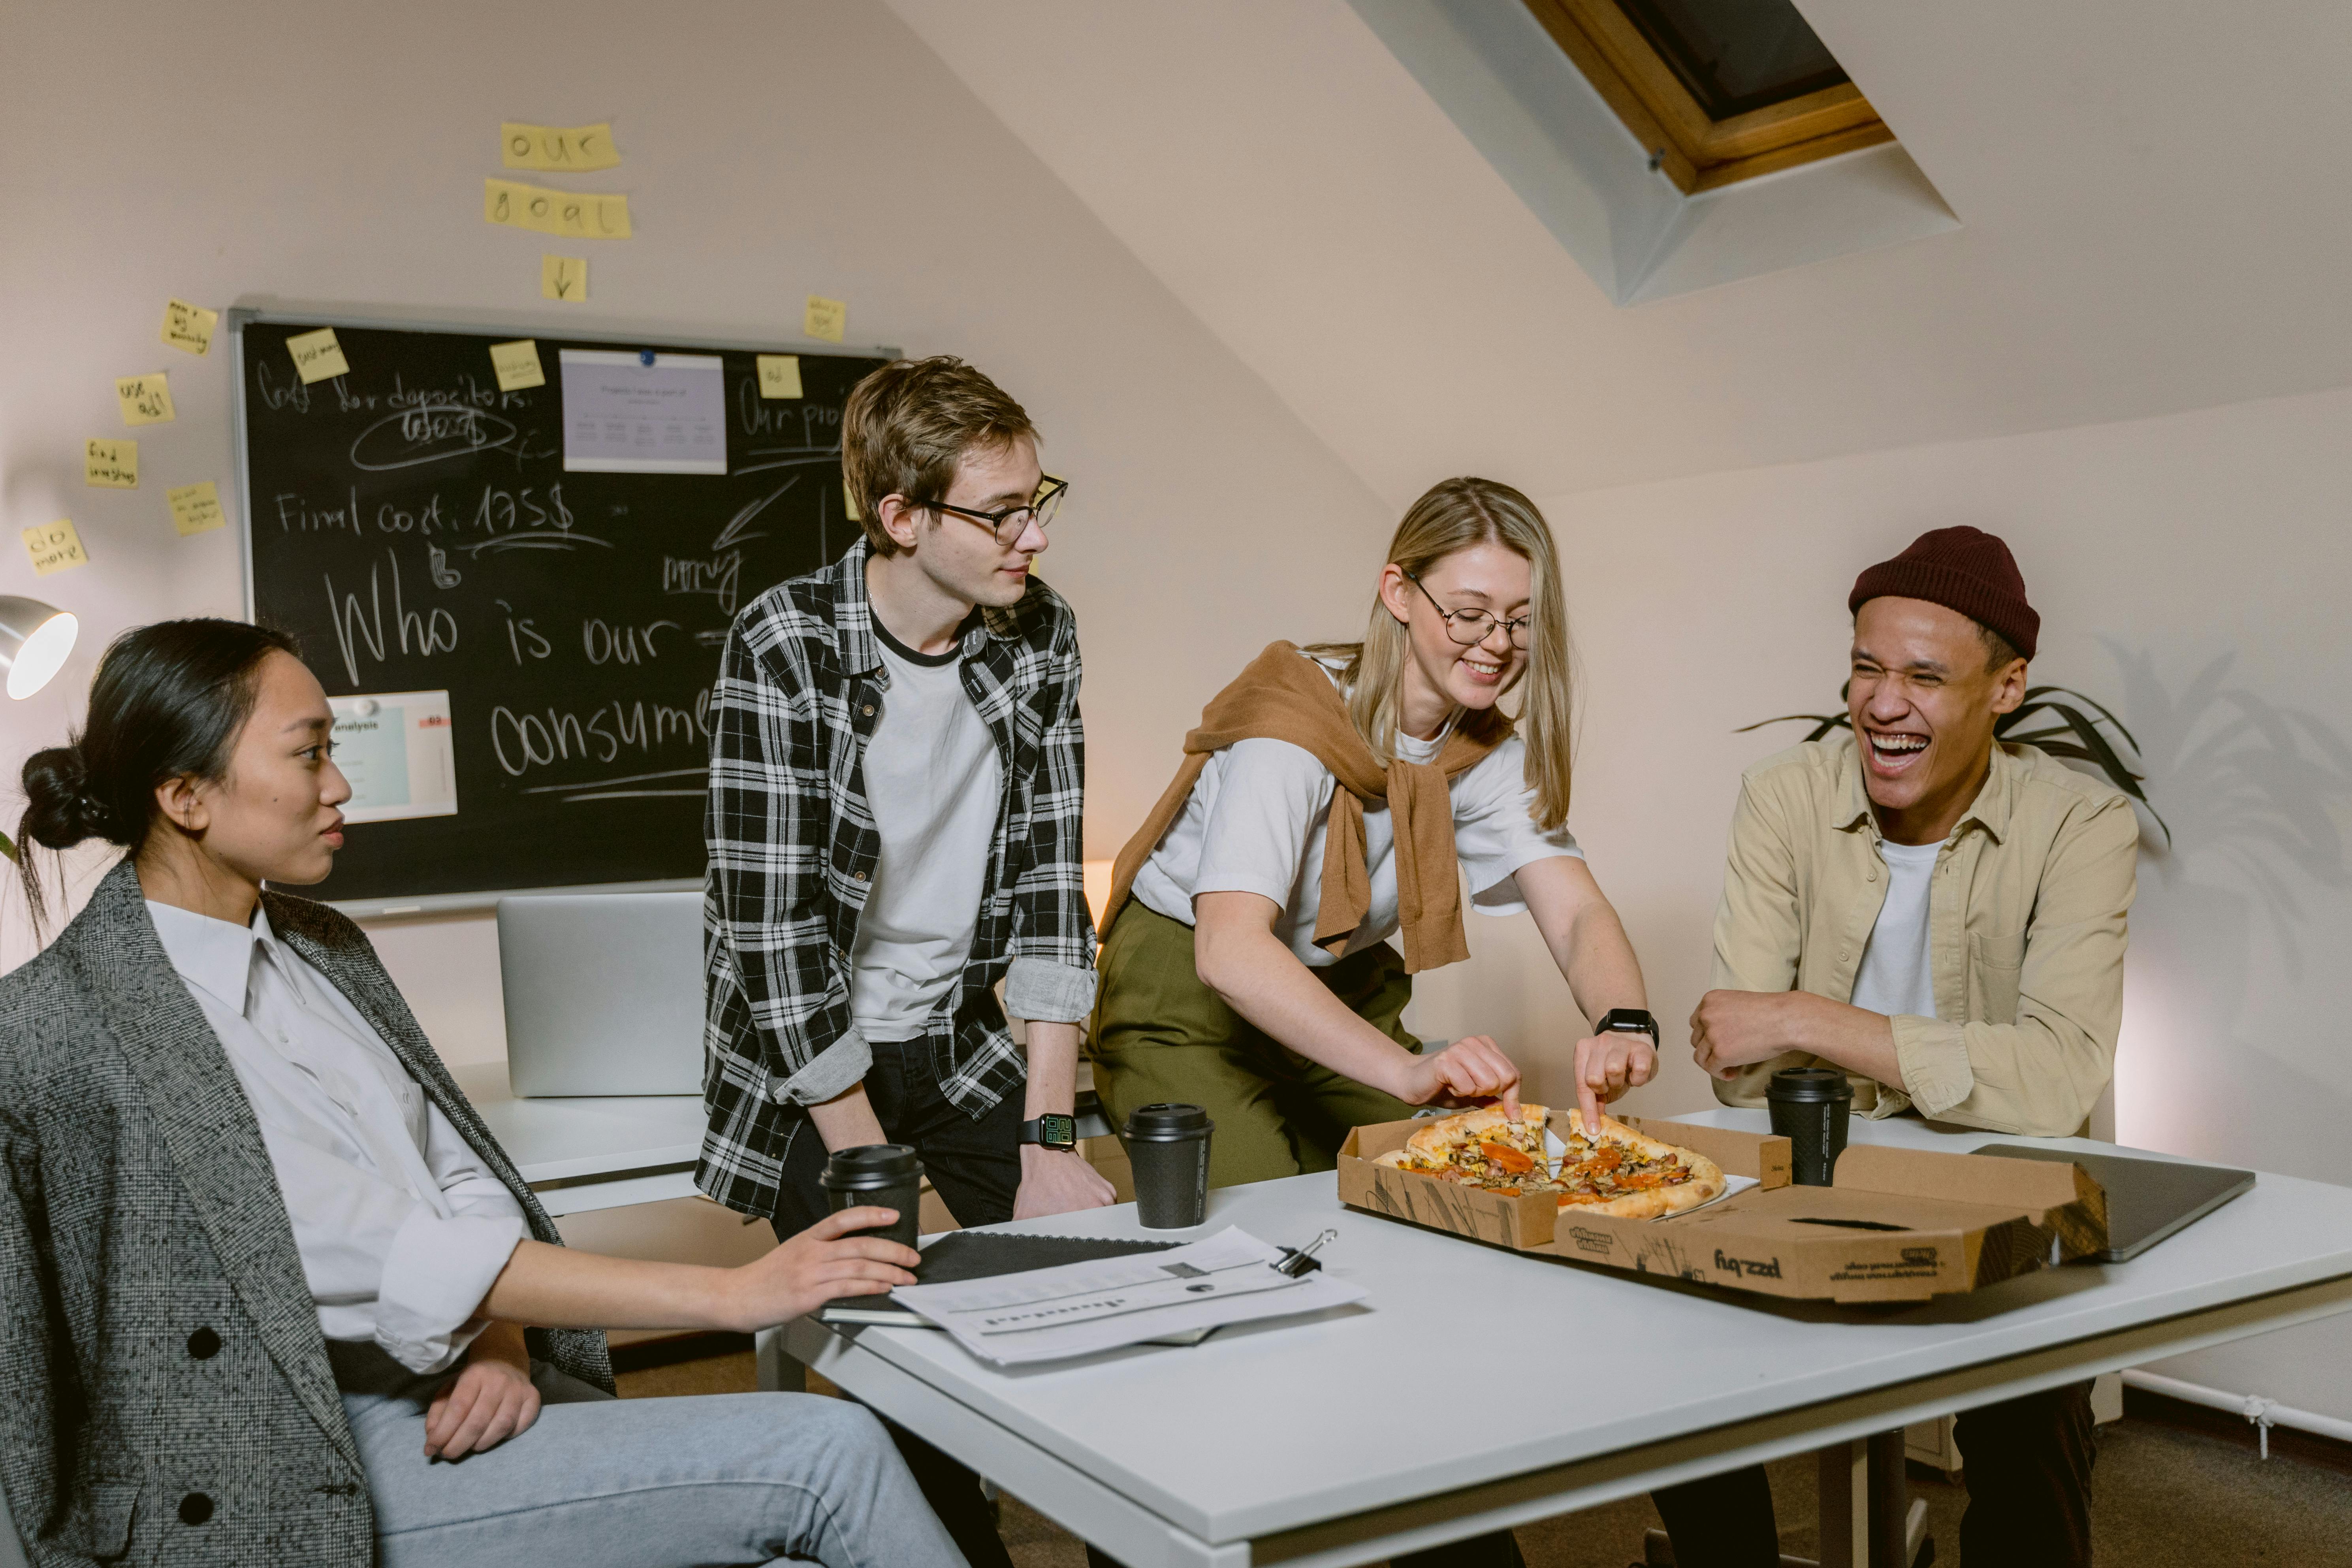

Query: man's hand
[1014,1144,1116,1220]
[425,1322,540,1461]
[1572,1027,1658,1132]
[1689,990,1807,1080]
[720,1206,922,1331]
[1396,1035,1522,1117]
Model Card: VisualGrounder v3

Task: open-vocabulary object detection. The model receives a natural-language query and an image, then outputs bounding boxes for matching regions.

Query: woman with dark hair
[0,619,967,1568]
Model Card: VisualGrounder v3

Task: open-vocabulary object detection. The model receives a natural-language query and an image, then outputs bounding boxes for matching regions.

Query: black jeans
[771,1038,1026,1568]
[1651,1382,2096,1568]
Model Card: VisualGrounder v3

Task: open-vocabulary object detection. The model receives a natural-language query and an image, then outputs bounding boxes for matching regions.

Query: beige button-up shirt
[1709,734,2140,1136]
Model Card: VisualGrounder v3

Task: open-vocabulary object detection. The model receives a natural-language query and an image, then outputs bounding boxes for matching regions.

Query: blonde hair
[1306,477,1575,830]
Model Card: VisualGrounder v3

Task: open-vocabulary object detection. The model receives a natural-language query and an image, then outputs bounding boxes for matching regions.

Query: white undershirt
[1849,838,1942,1021]
[147,901,526,1375]
[848,623,1003,1040]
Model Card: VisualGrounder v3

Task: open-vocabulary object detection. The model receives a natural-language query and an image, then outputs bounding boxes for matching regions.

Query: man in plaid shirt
[701,356,1110,1568]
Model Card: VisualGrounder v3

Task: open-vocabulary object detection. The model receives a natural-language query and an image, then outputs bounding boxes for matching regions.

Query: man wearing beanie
[1652,526,2139,1568]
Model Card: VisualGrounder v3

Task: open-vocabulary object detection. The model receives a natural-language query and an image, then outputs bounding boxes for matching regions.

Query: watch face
[1036,1114,1076,1147]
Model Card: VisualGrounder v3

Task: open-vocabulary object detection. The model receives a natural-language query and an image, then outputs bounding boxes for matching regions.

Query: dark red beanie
[1849,526,2039,661]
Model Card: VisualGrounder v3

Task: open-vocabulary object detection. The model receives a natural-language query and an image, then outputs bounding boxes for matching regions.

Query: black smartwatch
[1019,1114,1078,1153]
[1597,1008,1660,1045]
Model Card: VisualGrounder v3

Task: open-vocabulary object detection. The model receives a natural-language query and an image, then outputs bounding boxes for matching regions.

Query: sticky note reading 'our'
[168,481,226,537]
[286,328,350,384]
[117,374,175,425]
[489,339,547,390]
[162,298,218,356]
[485,179,632,240]
[541,255,588,303]
[85,439,138,488]
[756,355,803,399]
[24,521,88,576]
[803,296,847,344]
[501,121,621,171]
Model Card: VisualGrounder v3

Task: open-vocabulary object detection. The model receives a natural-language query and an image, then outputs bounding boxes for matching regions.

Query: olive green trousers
[1089,903,1423,1190]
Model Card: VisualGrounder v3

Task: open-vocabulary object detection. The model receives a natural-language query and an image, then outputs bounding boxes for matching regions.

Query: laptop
[499,891,706,1098]
[1972,1142,2257,1261]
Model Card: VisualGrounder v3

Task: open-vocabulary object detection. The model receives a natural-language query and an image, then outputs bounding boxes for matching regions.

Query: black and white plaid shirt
[697,538,1096,1218]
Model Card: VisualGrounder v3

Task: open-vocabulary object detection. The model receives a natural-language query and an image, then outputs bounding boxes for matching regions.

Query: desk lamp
[0,597,77,700]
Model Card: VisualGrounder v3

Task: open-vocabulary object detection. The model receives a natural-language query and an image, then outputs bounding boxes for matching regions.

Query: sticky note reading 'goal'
[485,179,632,240]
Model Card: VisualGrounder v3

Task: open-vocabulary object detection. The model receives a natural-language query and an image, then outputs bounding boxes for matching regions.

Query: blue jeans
[338,1350,968,1568]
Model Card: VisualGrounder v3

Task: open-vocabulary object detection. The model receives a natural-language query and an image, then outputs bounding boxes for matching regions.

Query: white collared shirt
[147,900,526,1374]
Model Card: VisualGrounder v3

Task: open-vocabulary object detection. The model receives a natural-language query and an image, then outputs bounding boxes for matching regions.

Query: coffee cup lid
[1125,1102,1212,1140]
[1766,1066,1854,1103]
[819,1143,923,1188]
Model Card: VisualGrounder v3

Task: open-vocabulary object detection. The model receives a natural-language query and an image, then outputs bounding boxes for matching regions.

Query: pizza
[1374,1105,1726,1220]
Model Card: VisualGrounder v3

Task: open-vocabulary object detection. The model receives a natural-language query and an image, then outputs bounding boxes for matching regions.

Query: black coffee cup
[818,1143,923,1249]
[1124,1103,1213,1229]
[1767,1067,1853,1187]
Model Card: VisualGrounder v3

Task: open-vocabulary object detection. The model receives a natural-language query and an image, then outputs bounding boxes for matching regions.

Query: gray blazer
[0,860,611,1566]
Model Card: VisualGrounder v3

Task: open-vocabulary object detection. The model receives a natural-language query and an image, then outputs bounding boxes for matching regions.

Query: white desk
[454,1061,706,1217]
[784,1111,2352,1568]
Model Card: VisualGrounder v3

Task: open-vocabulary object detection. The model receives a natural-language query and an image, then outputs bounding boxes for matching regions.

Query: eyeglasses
[926,476,1069,548]
[1405,570,1532,650]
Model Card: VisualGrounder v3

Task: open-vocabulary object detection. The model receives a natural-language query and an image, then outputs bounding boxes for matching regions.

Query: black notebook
[814,1231,1184,1329]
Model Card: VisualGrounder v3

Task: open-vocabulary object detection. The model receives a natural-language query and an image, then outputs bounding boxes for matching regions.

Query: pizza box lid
[1336,1116,2107,1304]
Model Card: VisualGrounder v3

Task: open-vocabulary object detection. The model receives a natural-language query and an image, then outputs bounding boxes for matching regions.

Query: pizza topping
[1479,1142,1536,1175]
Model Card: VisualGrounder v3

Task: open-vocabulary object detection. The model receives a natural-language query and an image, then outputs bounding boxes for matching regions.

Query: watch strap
[1597,1007,1660,1043]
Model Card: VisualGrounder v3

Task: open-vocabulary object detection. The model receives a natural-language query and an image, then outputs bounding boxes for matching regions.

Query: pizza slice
[1549,1110,1727,1220]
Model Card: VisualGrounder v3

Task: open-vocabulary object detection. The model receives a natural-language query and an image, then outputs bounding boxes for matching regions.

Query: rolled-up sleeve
[1006,616,1097,1016]
[375,1209,525,1373]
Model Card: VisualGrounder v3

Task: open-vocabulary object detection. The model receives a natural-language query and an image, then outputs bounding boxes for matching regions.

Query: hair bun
[19,744,109,850]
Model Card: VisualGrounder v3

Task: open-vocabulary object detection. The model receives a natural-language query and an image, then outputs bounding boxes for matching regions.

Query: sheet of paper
[803,294,847,343]
[485,178,632,239]
[116,373,175,425]
[756,354,803,399]
[23,521,88,576]
[329,691,458,823]
[85,439,137,488]
[501,120,622,171]
[161,298,218,356]
[489,339,547,390]
[167,480,225,537]
[540,254,588,302]
[558,349,727,474]
[286,327,350,384]
[888,1227,1369,1367]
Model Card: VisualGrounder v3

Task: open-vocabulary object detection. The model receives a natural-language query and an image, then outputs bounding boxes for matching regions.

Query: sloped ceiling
[886,0,2352,506]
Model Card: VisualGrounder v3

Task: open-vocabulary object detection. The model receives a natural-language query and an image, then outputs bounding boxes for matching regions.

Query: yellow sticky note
[501,121,622,171]
[161,298,218,356]
[844,484,862,522]
[485,178,632,239]
[167,480,226,537]
[803,295,847,344]
[85,439,137,488]
[541,255,588,303]
[116,373,175,425]
[286,327,350,384]
[489,339,547,390]
[756,355,803,398]
[24,520,88,576]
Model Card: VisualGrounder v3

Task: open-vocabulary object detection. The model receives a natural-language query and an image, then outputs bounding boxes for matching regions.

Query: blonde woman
[1092,477,1660,1195]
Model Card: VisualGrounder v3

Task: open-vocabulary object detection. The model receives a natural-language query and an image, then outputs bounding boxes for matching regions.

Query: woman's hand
[1572,1026,1658,1130]
[717,1206,923,1332]
[1396,1035,1521,1117]
[425,1322,540,1461]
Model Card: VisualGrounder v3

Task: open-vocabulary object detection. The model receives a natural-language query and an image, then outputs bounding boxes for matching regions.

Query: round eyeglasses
[1405,570,1532,649]
[926,476,1068,547]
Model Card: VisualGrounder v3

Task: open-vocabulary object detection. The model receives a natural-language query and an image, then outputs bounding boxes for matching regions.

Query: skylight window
[1522,0,1892,191]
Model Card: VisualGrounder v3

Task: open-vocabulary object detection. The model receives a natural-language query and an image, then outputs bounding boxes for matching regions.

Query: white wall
[1407,383,2352,1416]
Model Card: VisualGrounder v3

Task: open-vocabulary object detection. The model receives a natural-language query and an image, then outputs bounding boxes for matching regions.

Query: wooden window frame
[1523,0,1894,193]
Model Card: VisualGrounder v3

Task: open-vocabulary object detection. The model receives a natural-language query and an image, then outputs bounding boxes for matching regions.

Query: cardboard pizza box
[1336,1115,2107,1304]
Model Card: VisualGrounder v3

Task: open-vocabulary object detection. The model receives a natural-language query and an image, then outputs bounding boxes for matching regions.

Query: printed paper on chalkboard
[557,350,727,474]
[330,690,458,823]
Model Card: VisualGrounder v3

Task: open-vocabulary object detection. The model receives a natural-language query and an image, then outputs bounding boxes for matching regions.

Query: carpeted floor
[615,1343,2352,1566]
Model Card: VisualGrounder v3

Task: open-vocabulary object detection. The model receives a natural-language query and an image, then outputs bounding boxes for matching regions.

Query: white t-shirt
[1129,662,1581,966]
[1849,838,1941,1021]
[848,620,1003,1041]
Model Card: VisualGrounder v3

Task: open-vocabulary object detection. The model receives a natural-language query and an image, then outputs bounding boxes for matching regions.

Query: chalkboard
[231,310,892,912]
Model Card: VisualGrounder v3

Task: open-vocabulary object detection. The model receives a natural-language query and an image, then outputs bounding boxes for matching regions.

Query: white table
[454,1061,706,1216]
[783,1111,2352,1568]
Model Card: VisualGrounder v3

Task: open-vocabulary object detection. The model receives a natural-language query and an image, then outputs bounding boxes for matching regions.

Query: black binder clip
[1274,1228,1337,1277]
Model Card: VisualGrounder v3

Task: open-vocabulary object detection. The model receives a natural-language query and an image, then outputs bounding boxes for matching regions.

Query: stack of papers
[889,1227,1367,1366]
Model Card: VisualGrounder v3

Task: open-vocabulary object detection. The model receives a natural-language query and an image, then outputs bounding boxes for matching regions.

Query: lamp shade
[0,597,77,700]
